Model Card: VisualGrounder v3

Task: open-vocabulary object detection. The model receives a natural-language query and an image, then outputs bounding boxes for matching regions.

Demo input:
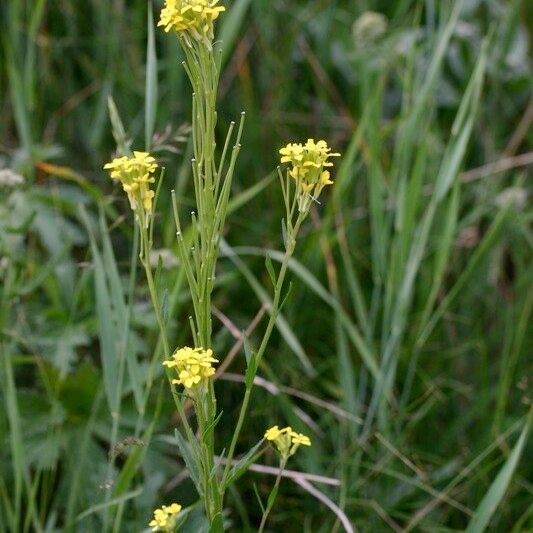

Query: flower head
[103,151,158,219]
[279,139,340,211]
[264,425,284,441]
[265,425,292,457]
[265,425,311,458]
[289,431,311,455]
[158,0,225,46]
[163,346,218,389]
[148,503,182,532]
[290,432,311,446]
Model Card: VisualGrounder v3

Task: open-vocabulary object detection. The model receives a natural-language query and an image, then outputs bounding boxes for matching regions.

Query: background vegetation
[1,0,532,531]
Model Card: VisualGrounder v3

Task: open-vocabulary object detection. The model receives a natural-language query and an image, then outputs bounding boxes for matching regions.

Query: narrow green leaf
[278,282,293,313]
[90,237,119,412]
[174,429,203,496]
[434,40,487,200]
[243,335,253,366]
[99,209,144,411]
[161,288,169,323]
[218,0,253,65]
[243,336,258,387]
[267,485,279,508]
[253,483,265,514]
[466,413,531,533]
[202,411,223,442]
[281,218,288,251]
[265,254,277,288]
[223,439,264,489]
[73,488,142,524]
[417,207,508,349]
[227,172,276,215]
[107,96,131,156]
[5,47,32,157]
[145,1,158,150]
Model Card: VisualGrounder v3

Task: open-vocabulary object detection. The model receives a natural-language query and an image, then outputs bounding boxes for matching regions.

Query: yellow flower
[265,425,312,458]
[265,425,292,457]
[279,139,340,210]
[288,430,311,456]
[163,346,218,389]
[158,0,225,45]
[264,425,284,441]
[103,151,158,217]
[148,503,182,532]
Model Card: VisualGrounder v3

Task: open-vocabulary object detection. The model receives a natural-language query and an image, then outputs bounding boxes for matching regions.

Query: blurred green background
[1,0,532,531]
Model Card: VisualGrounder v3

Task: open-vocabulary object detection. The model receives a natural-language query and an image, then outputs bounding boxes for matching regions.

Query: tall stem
[182,40,225,526]
[138,216,196,443]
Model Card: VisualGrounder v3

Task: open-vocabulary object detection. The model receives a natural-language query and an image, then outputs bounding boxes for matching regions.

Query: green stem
[139,223,170,358]
[138,215,195,440]
[258,457,287,533]
[222,214,304,487]
[184,41,225,526]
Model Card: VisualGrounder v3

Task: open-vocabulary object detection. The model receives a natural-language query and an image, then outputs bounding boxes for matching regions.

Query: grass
[1,0,532,531]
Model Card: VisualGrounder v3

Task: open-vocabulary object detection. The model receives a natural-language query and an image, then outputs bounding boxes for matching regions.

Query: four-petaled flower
[264,425,285,441]
[290,432,311,447]
[163,346,218,389]
[148,503,182,532]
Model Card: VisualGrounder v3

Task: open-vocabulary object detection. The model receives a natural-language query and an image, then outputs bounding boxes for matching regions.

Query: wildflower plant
[260,425,312,532]
[103,1,338,530]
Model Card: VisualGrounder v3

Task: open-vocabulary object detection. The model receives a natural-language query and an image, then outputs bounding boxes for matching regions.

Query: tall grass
[1,0,531,531]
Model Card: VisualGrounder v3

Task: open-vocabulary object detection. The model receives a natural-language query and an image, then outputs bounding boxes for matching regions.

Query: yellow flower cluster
[264,425,311,458]
[103,151,158,215]
[279,139,340,205]
[163,346,218,389]
[158,0,225,43]
[148,503,182,532]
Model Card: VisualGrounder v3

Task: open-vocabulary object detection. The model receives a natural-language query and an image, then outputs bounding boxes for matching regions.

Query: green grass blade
[227,172,276,215]
[218,0,253,65]
[73,488,143,524]
[107,96,131,156]
[5,46,32,159]
[80,207,119,413]
[465,411,532,533]
[145,1,158,150]
[416,207,508,349]
[98,209,144,411]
